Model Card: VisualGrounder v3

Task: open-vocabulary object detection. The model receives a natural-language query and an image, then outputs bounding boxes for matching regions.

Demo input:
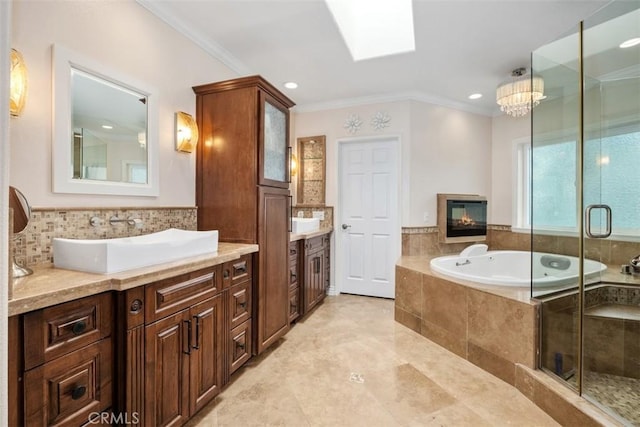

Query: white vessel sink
[53,228,219,274]
[291,217,320,234]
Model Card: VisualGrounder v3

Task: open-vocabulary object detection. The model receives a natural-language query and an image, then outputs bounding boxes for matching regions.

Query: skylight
[325,0,415,61]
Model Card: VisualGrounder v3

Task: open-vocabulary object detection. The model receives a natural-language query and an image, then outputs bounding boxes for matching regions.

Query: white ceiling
[137,0,610,116]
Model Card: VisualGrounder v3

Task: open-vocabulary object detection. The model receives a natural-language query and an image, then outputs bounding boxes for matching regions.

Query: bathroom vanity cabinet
[288,240,301,323]
[303,234,330,314]
[9,251,256,427]
[223,255,253,378]
[193,75,295,355]
[289,230,332,322]
[116,256,253,426]
[142,266,224,426]
[14,293,114,426]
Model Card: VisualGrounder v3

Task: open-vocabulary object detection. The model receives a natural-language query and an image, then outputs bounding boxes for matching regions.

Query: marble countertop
[9,242,258,316]
[290,227,333,242]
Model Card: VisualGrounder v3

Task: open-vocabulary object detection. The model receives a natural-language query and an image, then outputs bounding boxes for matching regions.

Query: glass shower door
[581,4,640,422]
[534,2,640,424]
[532,23,582,386]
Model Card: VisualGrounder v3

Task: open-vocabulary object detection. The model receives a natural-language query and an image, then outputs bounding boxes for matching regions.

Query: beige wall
[409,101,492,227]
[293,100,411,220]
[10,0,237,208]
[293,100,492,228]
[490,114,529,225]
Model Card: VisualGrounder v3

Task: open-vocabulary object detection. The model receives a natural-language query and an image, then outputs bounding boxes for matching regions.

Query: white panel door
[339,138,399,298]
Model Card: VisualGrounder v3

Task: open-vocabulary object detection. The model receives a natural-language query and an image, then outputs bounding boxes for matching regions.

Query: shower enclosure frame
[531,2,640,424]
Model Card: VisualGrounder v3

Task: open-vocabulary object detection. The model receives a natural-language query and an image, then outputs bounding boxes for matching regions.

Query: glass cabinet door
[259,93,290,188]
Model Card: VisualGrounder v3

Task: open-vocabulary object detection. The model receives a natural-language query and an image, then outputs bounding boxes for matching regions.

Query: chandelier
[496,67,544,117]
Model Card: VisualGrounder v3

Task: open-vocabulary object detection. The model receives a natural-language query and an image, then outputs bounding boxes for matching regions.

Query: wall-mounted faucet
[110,216,143,228]
[89,215,143,228]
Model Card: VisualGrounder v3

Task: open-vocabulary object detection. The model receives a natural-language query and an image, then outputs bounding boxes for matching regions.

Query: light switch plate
[312,211,325,220]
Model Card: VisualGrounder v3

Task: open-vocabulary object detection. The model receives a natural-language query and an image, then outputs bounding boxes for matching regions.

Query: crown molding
[293,91,495,117]
[136,0,499,118]
[136,0,252,76]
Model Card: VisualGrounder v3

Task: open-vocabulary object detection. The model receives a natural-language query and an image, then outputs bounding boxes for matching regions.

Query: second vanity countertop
[9,242,258,317]
[289,227,333,242]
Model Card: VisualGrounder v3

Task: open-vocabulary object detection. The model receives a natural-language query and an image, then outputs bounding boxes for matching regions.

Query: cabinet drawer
[228,281,252,330]
[23,293,112,370]
[304,235,325,252]
[289,288,300,323]
[24,338,112,427]
[222,254,252,289]
[288,241,300,258]
[145,266,221,323]
[229,320,252,375]
[289,263,299,289]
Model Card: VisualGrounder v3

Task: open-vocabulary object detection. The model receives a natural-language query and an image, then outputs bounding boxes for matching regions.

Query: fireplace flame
[457,213,475,226]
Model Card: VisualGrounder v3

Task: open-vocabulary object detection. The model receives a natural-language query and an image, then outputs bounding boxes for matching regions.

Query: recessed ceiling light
[284,82,298,89]
[102,125,113,129]
[620,37,640,48]
[468,93,482,100]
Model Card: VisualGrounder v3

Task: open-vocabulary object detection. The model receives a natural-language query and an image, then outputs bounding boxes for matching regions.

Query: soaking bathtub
[430,247,608,288]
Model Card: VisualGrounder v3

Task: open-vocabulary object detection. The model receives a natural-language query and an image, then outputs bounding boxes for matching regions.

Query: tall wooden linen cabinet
[193,76,294,355]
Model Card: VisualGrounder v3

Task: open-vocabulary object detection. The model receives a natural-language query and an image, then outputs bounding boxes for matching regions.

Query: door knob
[342,224,351,230]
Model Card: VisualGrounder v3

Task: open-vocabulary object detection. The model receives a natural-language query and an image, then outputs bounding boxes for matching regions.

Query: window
[514,130,640,237]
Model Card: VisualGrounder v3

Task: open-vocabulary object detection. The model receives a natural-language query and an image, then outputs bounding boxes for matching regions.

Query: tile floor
[571,371,640,425]
[187,294,559,426]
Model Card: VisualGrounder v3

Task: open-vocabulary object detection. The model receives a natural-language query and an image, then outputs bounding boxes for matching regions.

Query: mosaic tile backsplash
[12,207,197,267]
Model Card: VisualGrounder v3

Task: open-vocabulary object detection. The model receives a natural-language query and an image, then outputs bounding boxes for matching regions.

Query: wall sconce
[10,48,28,117]
[290,153,298,177]
[175,111,199,153]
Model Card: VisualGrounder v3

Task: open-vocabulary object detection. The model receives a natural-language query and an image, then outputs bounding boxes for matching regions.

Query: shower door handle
[585,204,612,238]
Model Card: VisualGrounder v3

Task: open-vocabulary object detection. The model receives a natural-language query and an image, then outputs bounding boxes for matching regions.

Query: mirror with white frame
[53,44,159,196]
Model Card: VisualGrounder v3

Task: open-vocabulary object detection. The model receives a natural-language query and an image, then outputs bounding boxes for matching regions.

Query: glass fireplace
[437,194,487,243]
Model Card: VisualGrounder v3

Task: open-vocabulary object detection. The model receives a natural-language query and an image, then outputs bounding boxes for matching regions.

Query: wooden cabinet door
[256,186,291,354]
[304,249,325,313]
[145,310,190,427]
[189,294,223,415]
[318,247,327,303]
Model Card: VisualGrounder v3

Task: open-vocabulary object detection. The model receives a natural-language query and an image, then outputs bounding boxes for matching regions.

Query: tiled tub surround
[11,207,197,267]
[402,225,640,267]
[401,226,526,257]
[395,256,538,386]
[395,258,627,426]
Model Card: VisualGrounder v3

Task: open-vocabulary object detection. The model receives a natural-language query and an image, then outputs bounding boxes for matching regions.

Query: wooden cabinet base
[24,339,112,427]
[229,320,252,375]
